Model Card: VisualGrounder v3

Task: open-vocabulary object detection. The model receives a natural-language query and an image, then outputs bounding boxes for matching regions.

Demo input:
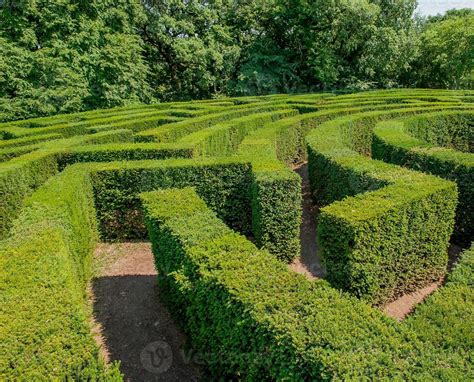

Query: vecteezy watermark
[141,338,277,375]
[140,340,173,374]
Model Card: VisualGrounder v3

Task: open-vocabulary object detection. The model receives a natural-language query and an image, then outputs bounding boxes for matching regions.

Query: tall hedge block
[307,117,458,304]
[250,170,302,262]
[373,112,474,245]
[0,166,121,380]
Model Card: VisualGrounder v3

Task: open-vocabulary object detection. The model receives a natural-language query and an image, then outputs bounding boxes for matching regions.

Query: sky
[416,0,474,16]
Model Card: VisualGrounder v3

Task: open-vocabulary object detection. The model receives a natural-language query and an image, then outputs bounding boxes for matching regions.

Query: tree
[0,0,152,121]
[411,12,473,89]
[233,0,418,92]
[141,0,267,100]
[0,0,471,121]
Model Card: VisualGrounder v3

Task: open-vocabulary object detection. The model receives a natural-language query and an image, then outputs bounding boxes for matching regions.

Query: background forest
[0,0,472,122]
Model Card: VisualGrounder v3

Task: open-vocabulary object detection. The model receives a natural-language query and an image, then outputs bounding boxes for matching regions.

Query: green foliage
[411,13,474,89]
[250,168,302,262]
[1,90,473,379]
[140,187,472,380]
[0,151,59,239]
[248,0,419,90]
[0,166,122,380]
[136,102,286,142]
[141,0,243,100]
[373,111,474,245]
[178,109,299,156]
[90,158,254,240]
[406,243,474,356]
[0,129,136,239]
[307,109,458,304]
[403,111,473,152]
[0,1,472,120]
[0,0,152,121]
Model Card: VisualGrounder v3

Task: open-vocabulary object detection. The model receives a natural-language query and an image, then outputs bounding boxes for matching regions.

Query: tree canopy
[0,1,472,121]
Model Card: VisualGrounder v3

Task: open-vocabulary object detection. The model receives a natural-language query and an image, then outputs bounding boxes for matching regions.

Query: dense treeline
[0,1,472,121]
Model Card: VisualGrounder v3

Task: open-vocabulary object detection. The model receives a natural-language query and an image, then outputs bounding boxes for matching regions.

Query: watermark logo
[140,340,173,374]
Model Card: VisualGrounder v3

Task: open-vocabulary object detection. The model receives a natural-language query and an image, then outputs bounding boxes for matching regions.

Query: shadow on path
[92,243,201,382]
[291,163,326,279]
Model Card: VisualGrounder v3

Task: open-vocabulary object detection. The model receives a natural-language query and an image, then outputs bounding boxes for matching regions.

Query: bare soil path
[92,242,201,381]
[290,163,326,279]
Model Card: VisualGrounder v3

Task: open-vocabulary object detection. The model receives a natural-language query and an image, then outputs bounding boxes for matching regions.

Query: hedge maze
[1,90,473,380]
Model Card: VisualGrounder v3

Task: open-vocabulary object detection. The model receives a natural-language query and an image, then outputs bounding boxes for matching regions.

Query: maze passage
[1,90,473,380]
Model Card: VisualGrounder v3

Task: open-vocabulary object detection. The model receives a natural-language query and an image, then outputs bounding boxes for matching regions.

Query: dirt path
[290,163,326,279]
[92,243,201,381]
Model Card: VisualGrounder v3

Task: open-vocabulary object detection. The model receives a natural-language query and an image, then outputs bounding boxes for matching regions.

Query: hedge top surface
[375,111,474,166]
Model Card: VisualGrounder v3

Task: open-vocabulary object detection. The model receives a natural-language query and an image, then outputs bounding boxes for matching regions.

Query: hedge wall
[232,102,461,262]
[177,109,299,157]
[0,166,121,380]
[140,187,471,380]
[373,111,473,245]
[0,129,136,239]
[0,132,61,149]
[306,109,458,304]
[403,111,473,152]
[135,103,293,142]
[0,105,200,139]
[1,90,473,379]
[0,151,59,239]
[406,243,474,357]
[89,158,254,241]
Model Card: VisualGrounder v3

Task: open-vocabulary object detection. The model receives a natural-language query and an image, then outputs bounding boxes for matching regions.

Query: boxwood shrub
[373,111,473,245]
[135,103,294,142]
[0,166,121,380]
[1,90,473,380]
[140,187,471,380]
[0,129,136,239]
[406,243,474,356]
[89,158,253,241]
[307,109,459,304]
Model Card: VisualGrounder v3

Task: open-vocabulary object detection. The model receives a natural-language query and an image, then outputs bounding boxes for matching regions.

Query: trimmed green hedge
[1,90,473,380]
[89,158,253,240]
[403,111,473,152]
[307,109,459,304]
[406,243,474,357]
[135,103,295,142]
[0,165,121,380]
[0,132,61,148]
[0,151,59,239]
[86,115,184,134]
[232,102,460,262]
[177,109,299,157]
[0,106,197,139]
[0,129,135,239]
[0,143,45,162]
[373,111,473,245]
[140,187,471,380]
[57,142,193,169]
